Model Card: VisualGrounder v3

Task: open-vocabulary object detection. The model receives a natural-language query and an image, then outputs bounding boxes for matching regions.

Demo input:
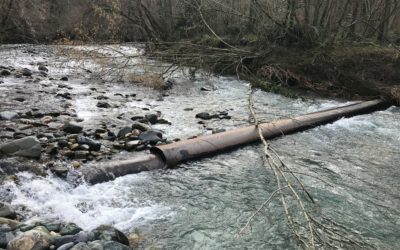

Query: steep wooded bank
[1,0,400,103]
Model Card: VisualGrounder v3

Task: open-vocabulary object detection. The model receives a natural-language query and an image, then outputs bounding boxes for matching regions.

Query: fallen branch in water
[235,63,376,249]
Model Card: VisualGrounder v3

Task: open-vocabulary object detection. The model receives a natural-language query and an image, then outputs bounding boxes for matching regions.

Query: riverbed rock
[70,143,80,151]
[97,102,111,108]
[70,242,90,250]
[51,232,94,248]
[156,118,171,125]
[0,203,16,219]
[0,136,41,158]
[200,86,212,91]
[46,143,59,155]
[60,76,68,81]
[127,233,144,248]
[59,223,82,236]
[52,166,69,178]
[39,222,61,232]
[145,114,158,124]
[96,240,131,250]
[0,111,18,120]
[58,140,69,149]
[124,141,140,151]
[138,131,163,145]
[38,65,48,72]
[62,122,83,134]
[21,68,32,77]
[57,242,75,250]
[76,136,101,151]
[7,230,50,250]
[33,225,50,234]
[92,225,129,246]
[0,218,19,230]
[195,111,230,120]
[117,127,132,139]
[131,122,150,132]
[0,225,15,248]
[195,112,214,120]
[0,69,11,76]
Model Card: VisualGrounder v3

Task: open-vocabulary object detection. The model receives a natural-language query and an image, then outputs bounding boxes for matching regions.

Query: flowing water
[0,45,399,249]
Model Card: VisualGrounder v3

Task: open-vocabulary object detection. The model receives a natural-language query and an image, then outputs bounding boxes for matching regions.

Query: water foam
[2,172,174,231]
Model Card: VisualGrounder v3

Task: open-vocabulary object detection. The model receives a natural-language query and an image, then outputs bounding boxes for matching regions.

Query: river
[0,44,399,249]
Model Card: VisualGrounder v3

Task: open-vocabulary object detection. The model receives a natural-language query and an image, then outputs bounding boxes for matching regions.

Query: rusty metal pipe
[151,99,388,167]
[82,99,388,184]
[81,154,164,184]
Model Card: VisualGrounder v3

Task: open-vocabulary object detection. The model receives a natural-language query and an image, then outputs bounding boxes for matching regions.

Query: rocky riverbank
[0,44,237,249]
[1,200,142,249]
[0,45,171,249]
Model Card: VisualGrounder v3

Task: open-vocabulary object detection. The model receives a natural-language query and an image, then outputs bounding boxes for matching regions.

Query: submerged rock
[0,136,41,158]
[0,203,16,219]
[7,230,50,250]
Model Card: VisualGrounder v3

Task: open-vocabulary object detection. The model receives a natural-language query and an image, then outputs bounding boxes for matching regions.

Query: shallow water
[0,45,399,249]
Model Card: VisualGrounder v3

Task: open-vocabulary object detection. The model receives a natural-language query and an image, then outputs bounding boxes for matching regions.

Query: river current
[0,45,399,249]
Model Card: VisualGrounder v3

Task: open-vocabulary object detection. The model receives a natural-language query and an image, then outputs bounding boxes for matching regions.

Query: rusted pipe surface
[81,154,164,184]
[152,99,388,167]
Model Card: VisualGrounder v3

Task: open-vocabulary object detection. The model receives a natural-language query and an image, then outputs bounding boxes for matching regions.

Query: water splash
[1,172,175,231]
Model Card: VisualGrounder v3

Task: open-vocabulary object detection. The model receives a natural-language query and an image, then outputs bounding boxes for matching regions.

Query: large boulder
[0,136,42,158]
[0,203,16,219]
[6,230,50,250]
[92,225,129,246]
